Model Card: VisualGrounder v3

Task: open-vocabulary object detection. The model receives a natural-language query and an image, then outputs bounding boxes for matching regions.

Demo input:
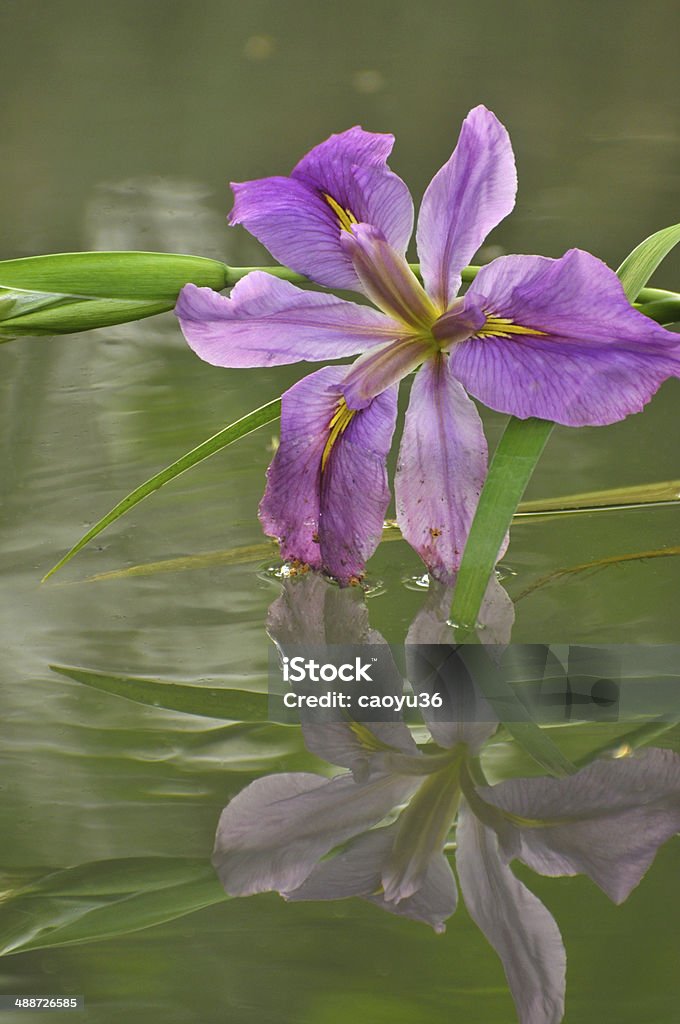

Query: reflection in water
[213,573,680,1024]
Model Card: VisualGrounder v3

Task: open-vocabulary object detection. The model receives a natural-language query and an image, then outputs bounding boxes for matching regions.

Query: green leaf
[0,858,227,957]
[450,417,554,633]
[51,664,271,722]
[0,251,229,335]
[616,222,680,301]
[43,397,281,580]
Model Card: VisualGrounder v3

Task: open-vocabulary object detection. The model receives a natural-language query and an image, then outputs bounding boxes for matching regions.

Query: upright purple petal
[175,273,395,368]
[479,747,680,903]
[456,804,566,1024]
[341,224,438,329]
[259,366,398,584]
[230,127,413,291]
[453,249,680,426]
[212,770,418,897]
[417,106,517,310]
[292,127,414,256]
[395,354,489,585]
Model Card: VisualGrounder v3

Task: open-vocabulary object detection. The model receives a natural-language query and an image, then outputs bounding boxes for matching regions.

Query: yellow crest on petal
[322,398,356,472]
[323,192,358,233]
[478,314,547,339]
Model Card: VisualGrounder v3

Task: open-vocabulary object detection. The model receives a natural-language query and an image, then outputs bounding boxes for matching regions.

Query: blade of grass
[43,398,281,581]
[616,223,680,300]
[65,478,679,583]
[50,664,271,721]
[0,858,227,957]
[450,416,554,633]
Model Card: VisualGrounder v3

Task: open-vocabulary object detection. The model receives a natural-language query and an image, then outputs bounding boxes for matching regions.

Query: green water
[1,1,679,1021]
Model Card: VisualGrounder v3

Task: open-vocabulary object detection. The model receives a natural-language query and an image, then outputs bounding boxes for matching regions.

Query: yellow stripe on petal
[477,314,547,339]
[323,192,359,232]
[321,398,356,471]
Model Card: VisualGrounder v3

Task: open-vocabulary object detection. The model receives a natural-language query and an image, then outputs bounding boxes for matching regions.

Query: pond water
[1,1,679,1022]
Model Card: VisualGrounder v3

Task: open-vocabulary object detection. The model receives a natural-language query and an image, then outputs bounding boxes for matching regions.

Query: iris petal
[176,273,396,367]
[395,356,489,584]
[230,126,413,291]
[456,804,566,1024]
[477,747,680,903]
[417,105,517,310]
[259,366,398,584]
[454,250,680,425]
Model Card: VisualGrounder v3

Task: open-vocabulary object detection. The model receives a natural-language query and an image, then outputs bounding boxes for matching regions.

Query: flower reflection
[212,574,680,1024]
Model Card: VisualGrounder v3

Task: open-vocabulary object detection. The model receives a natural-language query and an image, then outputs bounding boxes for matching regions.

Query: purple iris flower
[176,106,680,585]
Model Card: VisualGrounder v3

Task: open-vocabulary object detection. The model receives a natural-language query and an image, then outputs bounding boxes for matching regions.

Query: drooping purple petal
[287,822,458,932]
[456,804,566,1024]
[478,747,680,903]
[369,850,457,933]
[319,383,398,583]
[453,249,680,426]
[212,770,419,897]
[230,127,413,291]
[259,366,398,584]
[175,273,395,368]
[417,105,517,310]
[394,355,489,585]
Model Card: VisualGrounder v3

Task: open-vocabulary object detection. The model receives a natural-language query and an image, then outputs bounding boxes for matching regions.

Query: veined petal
[320,382,398,582]
[287,822,458,932]
[479,747,680,904]
[395,355,489,584]
[417,106,517,310]
[454,249,680,426]
[342,223,438,328]
[293,127,413,255]
[212,770,418,897]
[342,336,434,410]
[259,366,398,584]
[456,804,566,1024]
[175,273,395,368]
[369,849,457,933]
[382,760,462,902]
[230,127,413,290]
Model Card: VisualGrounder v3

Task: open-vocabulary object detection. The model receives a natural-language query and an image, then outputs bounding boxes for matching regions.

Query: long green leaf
[0,858,227,957]
[450,417,554,632]
[43,398,281,580]
[51,664,271,721]
[616,222,680,301]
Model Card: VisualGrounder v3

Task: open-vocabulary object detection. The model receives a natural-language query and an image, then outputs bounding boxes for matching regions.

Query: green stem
[224,263,482,287]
